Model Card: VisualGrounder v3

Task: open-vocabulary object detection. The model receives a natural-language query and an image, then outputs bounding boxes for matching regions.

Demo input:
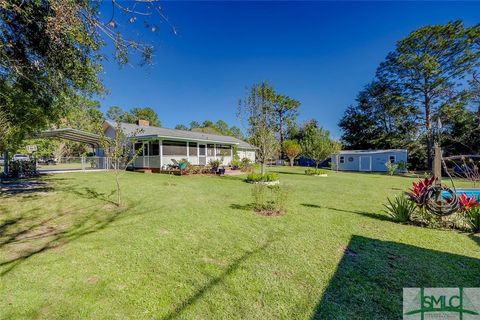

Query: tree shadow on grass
[0,200,140,276]
[68,186,118,205]
[270,170,306,176]
[300,204,392,222]
[0,179,54,199]
[229,203,255,211]
[162,239,273,320]
[469,234,480,247]
[312,235,480,319]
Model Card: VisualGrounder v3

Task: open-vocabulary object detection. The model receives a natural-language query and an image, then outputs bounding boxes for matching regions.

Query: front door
[359,156,371,171]
[199,144,207,166]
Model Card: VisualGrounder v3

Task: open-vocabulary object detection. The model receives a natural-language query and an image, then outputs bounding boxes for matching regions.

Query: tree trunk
[424,88,433,171]
[289,156,294,167]
[115,171,121,206]
[477,105,480,128]
[316,161,319,169]
[261,162,266,175]
[279,112,284,160]
[4,150,8,175]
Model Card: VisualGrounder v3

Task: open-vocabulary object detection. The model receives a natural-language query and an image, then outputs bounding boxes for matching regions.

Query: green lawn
[0,167,479,319]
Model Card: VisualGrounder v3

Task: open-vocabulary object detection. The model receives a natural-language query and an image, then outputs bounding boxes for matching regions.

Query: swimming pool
[442,188,480,199]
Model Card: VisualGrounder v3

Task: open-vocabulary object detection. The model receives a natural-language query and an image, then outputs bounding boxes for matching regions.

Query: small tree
[99,120,143,207]
[238,82,279,175]
[282,140,301,167]
[300,123,336,168]
[251,127,280,174]
[385,161,399,176]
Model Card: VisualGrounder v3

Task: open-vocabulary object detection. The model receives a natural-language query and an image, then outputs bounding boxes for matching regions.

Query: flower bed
[384,176,480,232]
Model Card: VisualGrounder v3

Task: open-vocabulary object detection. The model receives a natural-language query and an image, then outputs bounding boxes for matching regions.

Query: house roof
[104,121,256,149]
[337,149,407,155]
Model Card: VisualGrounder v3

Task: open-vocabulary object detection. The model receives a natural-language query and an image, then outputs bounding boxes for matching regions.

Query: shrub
[209,159,221,171]
[305,168,328,176]
[458,194,480,232]
[188,166,202,175]
[384,194,417,222]
[231,159,241,169]
[396,160,408,172]
[465,207,480,232]
[10,160,37,178]
[246,172,279,183]
[201,166,212,174]
[252,183,288,216]
[240,158,252,172]
[407,176,435,205]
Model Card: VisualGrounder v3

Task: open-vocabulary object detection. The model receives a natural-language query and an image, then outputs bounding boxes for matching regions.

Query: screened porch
[132,139,234,169]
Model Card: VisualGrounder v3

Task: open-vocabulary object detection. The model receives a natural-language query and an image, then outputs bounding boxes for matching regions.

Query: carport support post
[433,144,442,186]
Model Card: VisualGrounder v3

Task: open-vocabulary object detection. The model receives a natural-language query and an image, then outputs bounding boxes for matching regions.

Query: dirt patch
[255,208,285,216]
[202,256,227,267]
[86,275,100,284]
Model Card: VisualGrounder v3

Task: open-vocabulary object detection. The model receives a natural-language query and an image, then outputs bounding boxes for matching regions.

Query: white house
[331,149,408,172]
[102,120,256,169]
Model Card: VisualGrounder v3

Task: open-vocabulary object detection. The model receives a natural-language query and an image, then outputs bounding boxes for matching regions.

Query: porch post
[214,144,217,160]
[159,139,163,169]
[187,141,190,160]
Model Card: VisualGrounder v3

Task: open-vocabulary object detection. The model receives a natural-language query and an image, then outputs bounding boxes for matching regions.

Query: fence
[36,157,111,172]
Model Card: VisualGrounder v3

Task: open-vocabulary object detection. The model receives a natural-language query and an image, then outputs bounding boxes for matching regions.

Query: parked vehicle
[38,156,58,165]
[12,154,29,161]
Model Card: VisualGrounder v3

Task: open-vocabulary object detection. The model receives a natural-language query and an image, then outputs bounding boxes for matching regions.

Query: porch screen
[150,141,159,156]
[207,144,215,157]
[216,145,231,156]
[163,140,187,156]
[189,142,198,156]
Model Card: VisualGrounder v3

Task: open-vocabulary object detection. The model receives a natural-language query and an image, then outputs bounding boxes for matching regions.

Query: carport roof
[37,128,101,147]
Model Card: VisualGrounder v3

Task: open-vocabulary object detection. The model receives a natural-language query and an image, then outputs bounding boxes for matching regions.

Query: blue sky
[99,1,480,137]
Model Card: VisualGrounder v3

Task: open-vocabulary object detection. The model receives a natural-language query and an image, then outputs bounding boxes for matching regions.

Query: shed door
[359,156,372,171]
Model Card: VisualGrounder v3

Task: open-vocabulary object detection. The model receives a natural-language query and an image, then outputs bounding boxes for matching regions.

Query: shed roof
[37,128,101,147]
[338,149,407,155]
[105,121,256,149]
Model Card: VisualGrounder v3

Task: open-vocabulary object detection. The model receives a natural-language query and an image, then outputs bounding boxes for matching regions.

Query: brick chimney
[136,119,150,126]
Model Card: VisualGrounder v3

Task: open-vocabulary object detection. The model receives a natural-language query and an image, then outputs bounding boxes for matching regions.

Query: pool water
[442,188,480,199]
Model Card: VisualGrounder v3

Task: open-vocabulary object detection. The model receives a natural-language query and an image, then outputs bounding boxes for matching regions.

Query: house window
[189,142,198,156]
[348,157,354,162]
[150,141,159,156]
[389,155,396,163]
[340,156,345,164]
[216,145,231,156]
[163,140,187,156]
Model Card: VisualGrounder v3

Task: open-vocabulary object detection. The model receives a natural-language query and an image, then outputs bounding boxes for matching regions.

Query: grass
[0,167,478,319]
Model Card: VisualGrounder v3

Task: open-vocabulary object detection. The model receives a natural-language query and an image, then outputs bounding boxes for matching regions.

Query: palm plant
[384,194,417,222]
